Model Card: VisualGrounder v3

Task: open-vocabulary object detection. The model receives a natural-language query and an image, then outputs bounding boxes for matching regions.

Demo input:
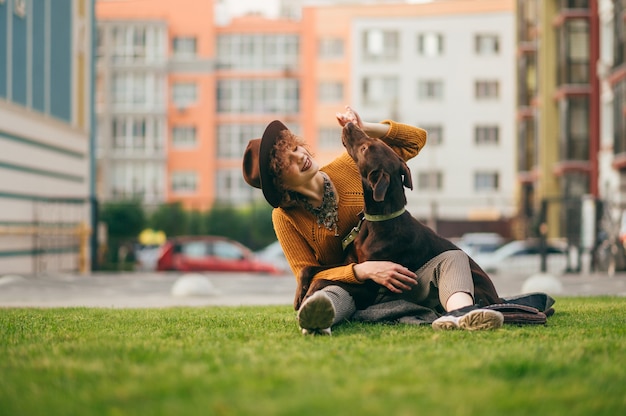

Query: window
[556,19,589,84]
[318,82,343,103]
[418,80,444,100]
[215,168,257,204]
[559,97,589,160]
[318,127,342,150]
[217,79,299,114]
[418,33,444,56]
[111,117,164,152]
[474,172,499,191]
[362,76,398,106]
[172,82,197,109]
[217,124,268,158]
[112,73,164,110]
[172,126,197,148]
[475,125,500,145]
[110,161,164,203]
[420,125,443,146]
[319,38,344,59]
[217,34,299,70]
[172,37,197,59]
[363,29,399,61]
[110,25,166,64]
[213,240,245,260]
[181,241,207,258]
[131,119,146,149]
[171,171,197,193]
[475,34,500,55]
[475,80,499,99]
[417,171,443,191]
[560,0,589,10]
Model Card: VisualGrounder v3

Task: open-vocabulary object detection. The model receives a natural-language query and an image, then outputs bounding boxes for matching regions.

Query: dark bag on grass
[483,303,547,325]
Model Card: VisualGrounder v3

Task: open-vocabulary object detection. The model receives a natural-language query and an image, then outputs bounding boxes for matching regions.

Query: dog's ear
[402,162,413,190]
[368,170,390,202]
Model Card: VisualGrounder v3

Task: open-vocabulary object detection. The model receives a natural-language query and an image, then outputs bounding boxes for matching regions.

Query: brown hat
[242,120,289,208]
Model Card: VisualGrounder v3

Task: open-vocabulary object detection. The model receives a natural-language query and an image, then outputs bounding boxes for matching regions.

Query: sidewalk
[0,270,625,308]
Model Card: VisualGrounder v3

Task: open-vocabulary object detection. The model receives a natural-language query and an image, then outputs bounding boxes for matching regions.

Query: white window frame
[318,81,343,103]
[318,127,342,150]
[217,124,267,158]
[363,76,398,106]
[417,171,443,191]
[475,80,499,100]
[172,125,197,148]
[418,80,444,100]
[318,38,344,59]
[216,79,299,114]
[475,34,500,55]
[172,82,198,109]
[173,36,197,59]
[171,171,198,193]
[474,171,499,192]
[363,29,399,61]
[475,125,500,146]
[215,169,256,204]
[418,32,443,56]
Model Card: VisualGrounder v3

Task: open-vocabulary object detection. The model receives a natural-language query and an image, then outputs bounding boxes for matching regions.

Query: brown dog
[295,122,503,311]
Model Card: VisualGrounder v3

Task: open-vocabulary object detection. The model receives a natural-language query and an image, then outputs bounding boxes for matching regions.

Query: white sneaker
[432,306,504,331]
[297,291,335,336]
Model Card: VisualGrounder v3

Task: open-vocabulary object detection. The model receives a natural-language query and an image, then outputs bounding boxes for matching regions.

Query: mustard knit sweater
[272,120,427,286]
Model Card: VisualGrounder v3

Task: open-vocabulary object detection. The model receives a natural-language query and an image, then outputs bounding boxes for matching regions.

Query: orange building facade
[96,0,216,210]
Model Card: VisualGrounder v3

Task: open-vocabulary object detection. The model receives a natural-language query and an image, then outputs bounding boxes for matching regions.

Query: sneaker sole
[458,309,503,331]
[431,316,459,331]
[297,292,335,332]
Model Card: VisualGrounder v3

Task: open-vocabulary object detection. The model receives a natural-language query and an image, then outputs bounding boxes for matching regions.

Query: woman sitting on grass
[242,106,504,335]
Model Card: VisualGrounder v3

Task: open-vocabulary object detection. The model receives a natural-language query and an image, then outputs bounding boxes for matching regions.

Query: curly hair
[269,129,310,208]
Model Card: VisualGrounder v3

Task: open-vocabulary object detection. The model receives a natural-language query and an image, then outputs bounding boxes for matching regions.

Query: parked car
[454,232,506,257]
[255,240,291,274]
[156,236,282,274]
[472,239,568,276]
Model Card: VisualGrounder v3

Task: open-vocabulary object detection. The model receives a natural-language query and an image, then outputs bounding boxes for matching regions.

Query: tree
[99,200,146,267]
[148,202,188,237]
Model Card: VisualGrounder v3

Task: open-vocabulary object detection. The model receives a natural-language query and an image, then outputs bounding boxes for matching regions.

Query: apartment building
[602,0,626,205]
[515,0,607,243]
[96,0,215,211]
[0,0,94,274]
[299,0,516,236]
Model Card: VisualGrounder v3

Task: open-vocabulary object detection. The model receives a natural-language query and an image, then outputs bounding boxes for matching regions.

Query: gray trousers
[322,250,475,325]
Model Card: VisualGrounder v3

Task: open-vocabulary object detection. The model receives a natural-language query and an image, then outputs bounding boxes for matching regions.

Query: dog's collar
[341,208,406,251]
[363,208,406,222]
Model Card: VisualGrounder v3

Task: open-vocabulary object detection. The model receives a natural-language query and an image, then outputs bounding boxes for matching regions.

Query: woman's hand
[336,105,390,138]
[336,105,363,128]
[353,261,417,293]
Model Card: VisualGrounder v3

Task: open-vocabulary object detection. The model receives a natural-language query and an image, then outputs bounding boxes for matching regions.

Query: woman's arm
[378,120,427,162]
[336,106,427,161]
[273,209,360,284]
[274,209,417,294]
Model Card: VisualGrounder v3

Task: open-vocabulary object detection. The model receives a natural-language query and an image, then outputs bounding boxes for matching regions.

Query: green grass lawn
[1,297,625,416]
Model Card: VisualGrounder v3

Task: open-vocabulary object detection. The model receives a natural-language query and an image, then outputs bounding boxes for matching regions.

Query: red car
[156,236,282,274]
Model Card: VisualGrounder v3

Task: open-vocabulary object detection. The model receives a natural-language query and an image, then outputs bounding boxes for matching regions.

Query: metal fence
[0,196,92,276]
